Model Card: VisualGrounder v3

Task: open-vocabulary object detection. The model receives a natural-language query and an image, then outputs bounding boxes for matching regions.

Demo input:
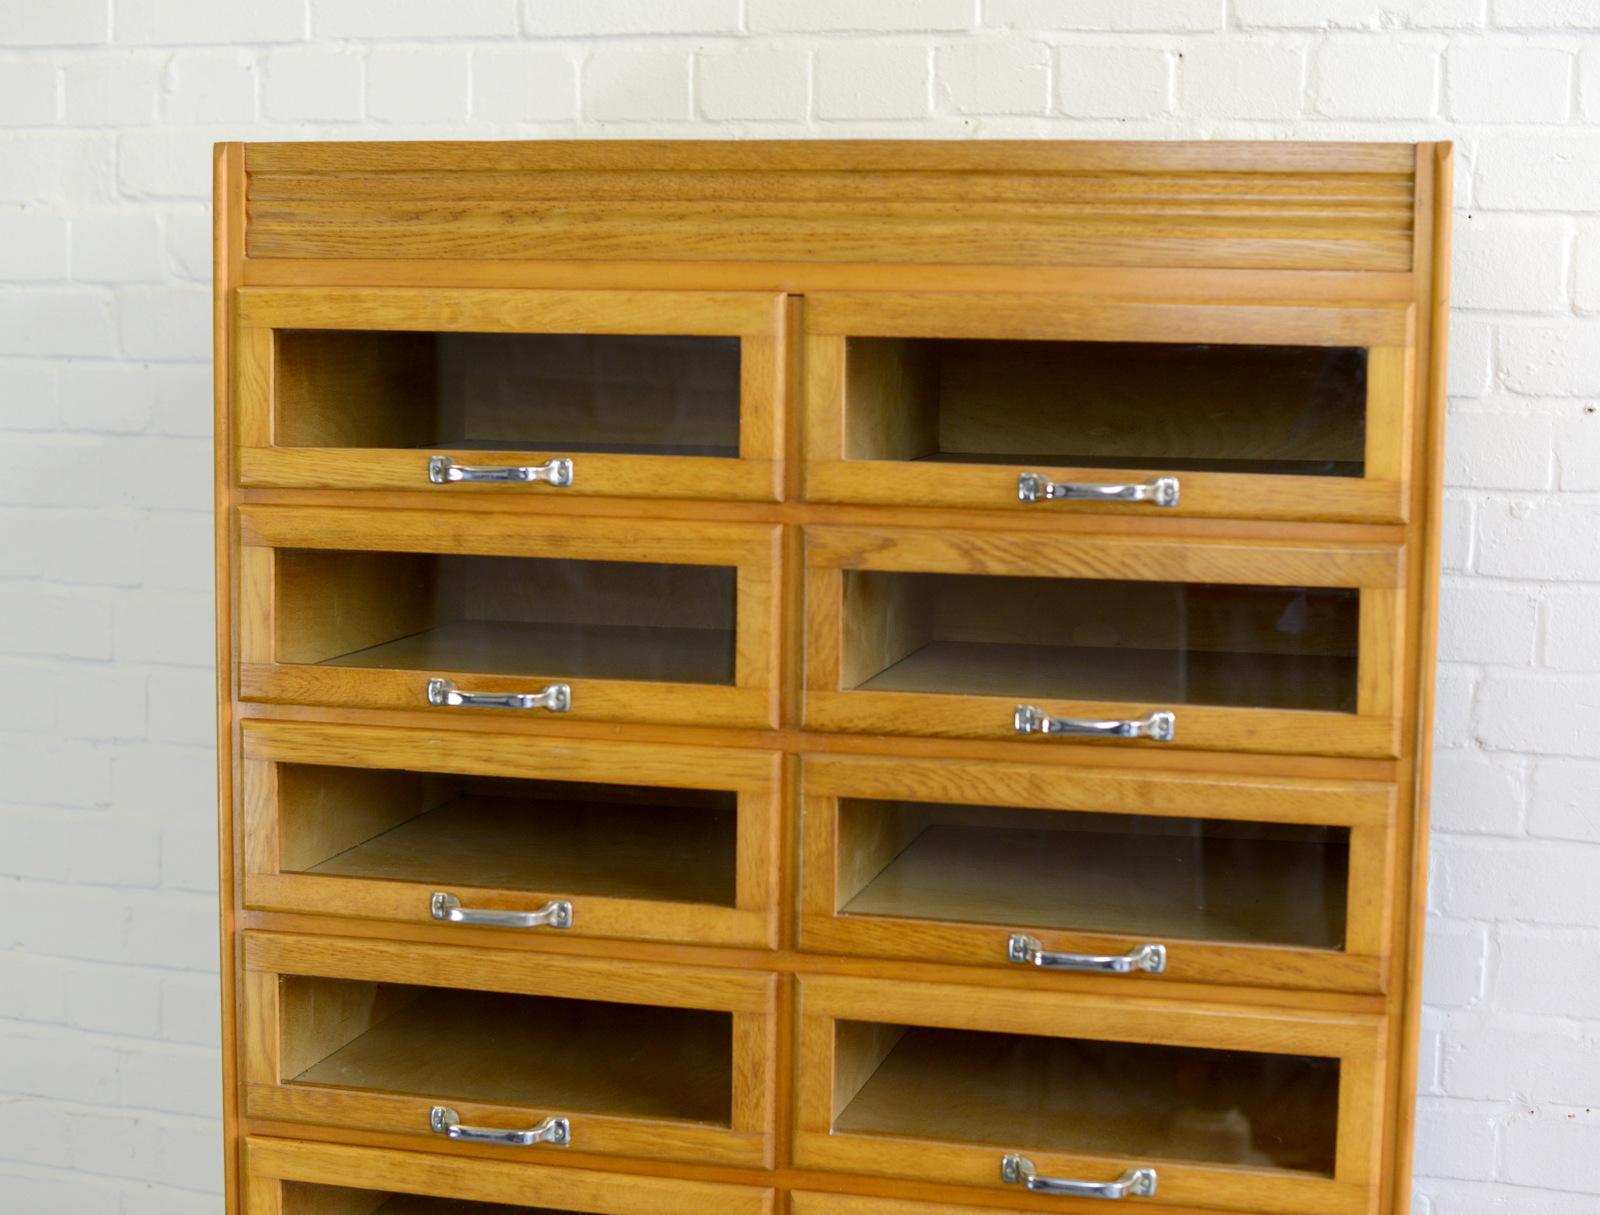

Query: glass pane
[842,572,1359,713]
[279,764,737,908]
[834,1022,1339,1175]
[276,330,741,457]
[283,1184,581,1215]
[844,339,1366,477]
[282,977,732,1126]
[838,799,1347,950]
[276,552,737,685]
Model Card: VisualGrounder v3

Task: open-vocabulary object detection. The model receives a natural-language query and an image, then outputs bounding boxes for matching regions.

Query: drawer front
[803,524,1403,758]
[238,506,780,729]
[801,754,1394,995]
[241,720,780,950]
[242,933,776,1169]
[803,292,1412,524]
[794,975,1383,1215]
[245,1136,774,1215]
[237,287,784,502]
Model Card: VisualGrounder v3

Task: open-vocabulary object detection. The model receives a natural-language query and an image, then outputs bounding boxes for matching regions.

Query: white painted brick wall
[1,2,1597,1211]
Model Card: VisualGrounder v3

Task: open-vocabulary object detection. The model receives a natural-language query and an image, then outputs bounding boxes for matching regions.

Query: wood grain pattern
[217,139,1448,1215]
[242,142,1415,271]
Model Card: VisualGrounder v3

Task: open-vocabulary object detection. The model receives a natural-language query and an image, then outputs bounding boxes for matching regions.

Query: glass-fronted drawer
[803,524,1403,758]
[244,1136,772,1215]
[803,293,1412,523]
[800,754,1393,994]
[236,287,783,501]
[240,720,779,950]
[242,933,775,1170]
[238,506,779,729]
[795,975,1383,1215]
[243,1133,774,1210]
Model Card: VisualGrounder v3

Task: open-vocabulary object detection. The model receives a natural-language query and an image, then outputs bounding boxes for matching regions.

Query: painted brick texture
[1,2,1597,1211]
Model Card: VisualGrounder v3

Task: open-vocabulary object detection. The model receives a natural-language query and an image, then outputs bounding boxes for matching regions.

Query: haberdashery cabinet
[216,139,1450,1215]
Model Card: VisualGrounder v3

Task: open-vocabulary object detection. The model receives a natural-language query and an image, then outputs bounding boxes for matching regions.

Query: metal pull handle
[1015,705,1175,741]
[1008,934,1166,975]
[1018,472,1178,507]
[430,1106,569,1147]
[1002,1155,1157,1200]
[429,455,574,486]
[432,892,573,930]
[427,678,570,712]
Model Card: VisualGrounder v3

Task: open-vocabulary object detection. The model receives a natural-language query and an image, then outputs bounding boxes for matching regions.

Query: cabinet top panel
[233,139,1439,275]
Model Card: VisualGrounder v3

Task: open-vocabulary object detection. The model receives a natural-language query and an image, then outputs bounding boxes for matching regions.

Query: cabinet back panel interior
[845,338,1369,476]
[280,976,734,1126]
[276,330,742,457]
[273,551,738,685]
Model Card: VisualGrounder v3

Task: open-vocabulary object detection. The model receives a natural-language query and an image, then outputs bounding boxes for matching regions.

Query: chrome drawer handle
[1002,1155,1157,1200]
[427,678,570,712]
[1018,472,1178,507]
[1014,705,1175,741]
[430,1105,569,1147]
[1008,934,1166,975]
[428,455,574,486]
[431,892,573,930]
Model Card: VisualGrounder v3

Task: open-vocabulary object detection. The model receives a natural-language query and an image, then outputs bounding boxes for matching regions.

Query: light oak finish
[804,524,1403,757]
[241,140,1417,271]
[237,505,781,729]
[238,287,784,502]
[800,753,1394,994]
[240,720,779,949]
[216,139,1450,1215]
[804,295,1413,523]
[242,933,775,1170]
[796,974,1385,1215]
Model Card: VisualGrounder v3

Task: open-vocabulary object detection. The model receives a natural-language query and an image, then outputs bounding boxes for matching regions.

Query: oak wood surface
[218,139,1447,1215]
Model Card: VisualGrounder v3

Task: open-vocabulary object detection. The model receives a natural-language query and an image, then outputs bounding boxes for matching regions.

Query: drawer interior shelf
[843,572,1360,712]
[277,330,742,458]
[284,1186,573,1215]
[843,338,1367,478]
[836,800,1348,949]
[282,765,738,907]
[277,551,738,686]
[284,978,733,1126]
[833,1022,1339,1175]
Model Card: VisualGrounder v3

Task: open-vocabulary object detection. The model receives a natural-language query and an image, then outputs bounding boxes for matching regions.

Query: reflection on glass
[278,765,738,908]
[844,338,1367,477]
[277,330,742,457]
[284,978,733,1126]
[838,799,1348,950]
[835,1023,1339,1175]
[843,573,1359,713]
[276,551,738,685]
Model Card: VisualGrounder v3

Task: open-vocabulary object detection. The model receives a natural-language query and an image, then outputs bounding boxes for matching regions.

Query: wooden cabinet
[216,140,1450,1215]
